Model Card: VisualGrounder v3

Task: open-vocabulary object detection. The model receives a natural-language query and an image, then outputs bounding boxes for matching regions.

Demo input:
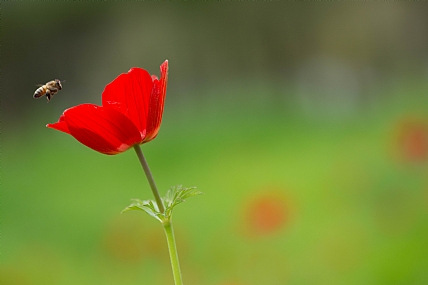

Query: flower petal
[47,114,70,134]
[49,104,143,155]
[101,68,153,137]
[145,60,168,142]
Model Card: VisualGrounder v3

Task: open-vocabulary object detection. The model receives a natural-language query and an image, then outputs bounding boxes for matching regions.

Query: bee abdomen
[33,86,46,98]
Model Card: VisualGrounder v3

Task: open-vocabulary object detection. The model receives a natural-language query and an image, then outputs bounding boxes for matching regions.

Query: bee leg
[46,91,51,103]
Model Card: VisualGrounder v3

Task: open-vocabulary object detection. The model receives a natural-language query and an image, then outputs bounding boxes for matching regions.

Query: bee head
[55,79,63,90]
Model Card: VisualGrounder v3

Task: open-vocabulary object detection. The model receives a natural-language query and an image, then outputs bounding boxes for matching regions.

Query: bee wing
[36,84,44,87]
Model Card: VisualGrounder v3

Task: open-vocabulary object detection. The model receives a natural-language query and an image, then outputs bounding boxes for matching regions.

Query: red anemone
[47,60,168,155]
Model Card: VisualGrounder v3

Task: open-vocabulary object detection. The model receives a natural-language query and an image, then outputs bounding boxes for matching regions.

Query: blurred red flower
[243,189,291,237]
[395,118,428,163]
[47,60,168,155]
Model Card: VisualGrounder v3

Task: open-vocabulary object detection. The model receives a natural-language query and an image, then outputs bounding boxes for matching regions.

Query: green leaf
[163,185,203,218]
[122,185,202,223]
[121,198,163,222]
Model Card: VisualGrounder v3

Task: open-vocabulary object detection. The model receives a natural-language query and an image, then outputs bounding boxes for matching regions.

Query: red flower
[396,119,428,162]
[47,60,168,155]
[242,189,291,237]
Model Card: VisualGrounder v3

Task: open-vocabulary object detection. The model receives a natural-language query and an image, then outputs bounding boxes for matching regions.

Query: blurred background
[2,2,428,285]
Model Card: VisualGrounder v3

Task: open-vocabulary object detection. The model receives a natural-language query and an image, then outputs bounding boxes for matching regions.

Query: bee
[33,79,63,102]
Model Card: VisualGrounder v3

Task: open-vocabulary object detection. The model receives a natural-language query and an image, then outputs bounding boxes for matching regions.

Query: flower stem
[163,219,183,285]
[133,145,165,213]
[133,145,184,285]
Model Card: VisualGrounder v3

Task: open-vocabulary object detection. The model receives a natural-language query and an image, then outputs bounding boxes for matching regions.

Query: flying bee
[33,79,63,102]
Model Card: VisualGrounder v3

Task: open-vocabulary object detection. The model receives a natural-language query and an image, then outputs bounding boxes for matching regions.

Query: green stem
[133,145,183,284]
[133,145,165,213]
[163,219,183,285]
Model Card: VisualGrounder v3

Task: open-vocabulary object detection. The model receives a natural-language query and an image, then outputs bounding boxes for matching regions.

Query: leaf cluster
[122,185,202,223]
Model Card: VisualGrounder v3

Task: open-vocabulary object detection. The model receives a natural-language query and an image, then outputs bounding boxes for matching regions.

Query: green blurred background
[2,2,428,285]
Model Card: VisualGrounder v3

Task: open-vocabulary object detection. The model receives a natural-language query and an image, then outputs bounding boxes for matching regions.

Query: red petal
[101,68,153,137]
[54,104,143,155]
[47,114,71,134]
[144,60,168,142]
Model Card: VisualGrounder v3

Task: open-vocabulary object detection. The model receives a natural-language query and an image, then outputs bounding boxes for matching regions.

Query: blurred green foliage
[2,2,428,285]
[3,83,428,284]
